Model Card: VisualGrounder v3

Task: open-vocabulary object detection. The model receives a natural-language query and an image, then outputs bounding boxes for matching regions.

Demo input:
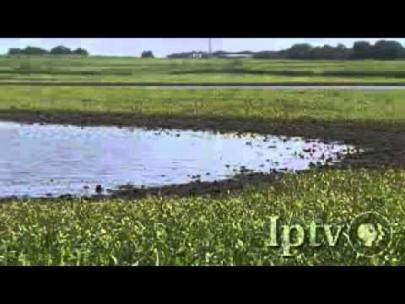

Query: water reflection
[0,121,355,198]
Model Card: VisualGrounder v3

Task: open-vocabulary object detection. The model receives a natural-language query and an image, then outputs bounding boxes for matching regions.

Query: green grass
[0,169,404,266]
[1,86,405,127]
[3,56,405,84]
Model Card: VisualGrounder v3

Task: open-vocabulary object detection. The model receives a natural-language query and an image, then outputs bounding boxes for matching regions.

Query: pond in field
[0,121,356,198]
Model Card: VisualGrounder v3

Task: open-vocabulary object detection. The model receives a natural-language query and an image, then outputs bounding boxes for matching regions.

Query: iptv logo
[348,212,393,257]
[267,212,393,257]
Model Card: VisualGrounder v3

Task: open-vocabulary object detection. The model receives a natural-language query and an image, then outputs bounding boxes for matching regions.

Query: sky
[1,38,405,57]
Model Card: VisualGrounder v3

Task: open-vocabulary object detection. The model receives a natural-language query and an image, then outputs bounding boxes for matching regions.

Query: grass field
[3,56,405,84]
[1,86,405,125]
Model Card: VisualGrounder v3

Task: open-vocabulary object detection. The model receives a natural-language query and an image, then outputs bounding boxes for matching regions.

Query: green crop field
[1,87,405,124]
[2,56,405,84]
[1,169,404,266]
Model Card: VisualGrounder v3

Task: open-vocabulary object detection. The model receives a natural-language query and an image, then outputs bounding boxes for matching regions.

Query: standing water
[0,121,356,198]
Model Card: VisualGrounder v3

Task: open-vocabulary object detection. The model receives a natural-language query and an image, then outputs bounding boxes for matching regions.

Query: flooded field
[0,121,356,198]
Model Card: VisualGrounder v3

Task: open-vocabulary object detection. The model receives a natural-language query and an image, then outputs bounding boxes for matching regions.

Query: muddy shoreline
[0,110,404,202]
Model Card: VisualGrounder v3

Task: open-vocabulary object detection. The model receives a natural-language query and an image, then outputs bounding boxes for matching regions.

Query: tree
[50,45,72,55]
[372,40,404,59]
[352,41,372,59]
[7,46,89,56]
[22,46,49,55]
[286,44,313,59]
[72,48,89,56]
[141,50,154,58]
[8,48,22,55]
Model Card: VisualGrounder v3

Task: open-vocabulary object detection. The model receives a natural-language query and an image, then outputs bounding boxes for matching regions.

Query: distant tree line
[167,40,405,60]
[7,45,89,56]
[141,50,154,58]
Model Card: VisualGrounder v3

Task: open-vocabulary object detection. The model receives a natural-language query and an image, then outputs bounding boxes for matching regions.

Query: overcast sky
[2,38,405,57]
